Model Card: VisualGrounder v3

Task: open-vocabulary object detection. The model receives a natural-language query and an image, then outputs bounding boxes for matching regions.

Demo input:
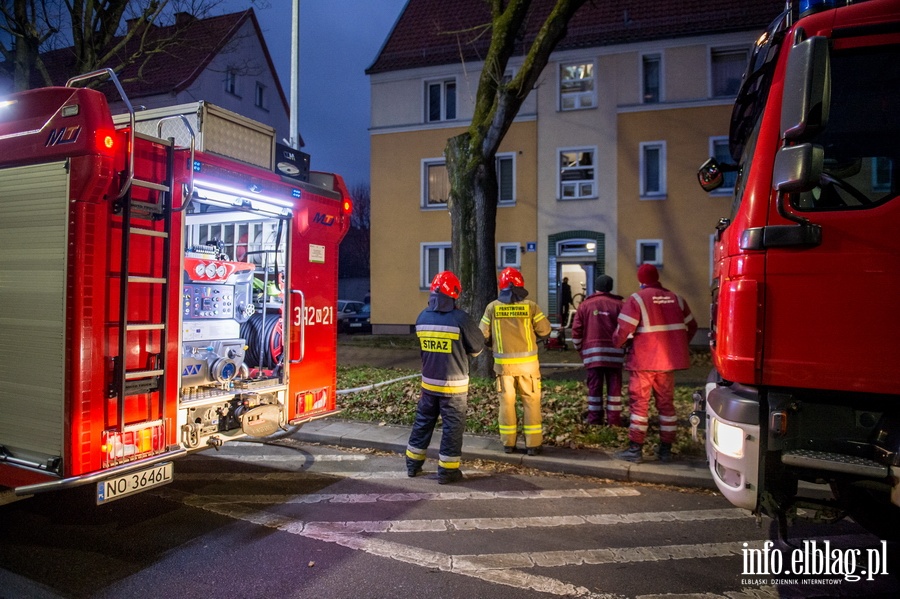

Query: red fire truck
[0,70,351,504]
[695,0,900,539]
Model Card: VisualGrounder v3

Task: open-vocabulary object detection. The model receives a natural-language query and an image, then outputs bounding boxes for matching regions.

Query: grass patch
[337,366,705,459]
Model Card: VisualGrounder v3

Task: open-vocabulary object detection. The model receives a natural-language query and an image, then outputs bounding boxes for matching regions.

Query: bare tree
[445,0,588,375]
[0,0,238,92]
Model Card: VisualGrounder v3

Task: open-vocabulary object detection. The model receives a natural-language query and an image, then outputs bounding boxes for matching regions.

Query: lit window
[421,243,452,288]
[642,54,660,103]
[560,62,595,110]
[640,141,666,198]
[422,159,450,209]
[426,79,456,122]
[559,148,596,199]
[498,243,521,268]
[497,153,515,205]
[557,239,597,258]
[711,47,748,97]
[637,239,663,266]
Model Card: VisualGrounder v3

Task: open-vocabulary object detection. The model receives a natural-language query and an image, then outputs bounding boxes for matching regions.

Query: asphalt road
[1,439,897,599]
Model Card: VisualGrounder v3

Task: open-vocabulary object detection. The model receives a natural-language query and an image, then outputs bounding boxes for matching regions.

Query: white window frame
[639,141,667,199]
[496,152,516,206]
[558,147,597,200]
[421,158,450,210]
[254,82,266,109]
[421,243,453,289]
[225,70,237,95]
[425,78,457,122]
[636,239,663,267]
[641,52,662,104]
[709,136,737,194]
[559,61,596,110]
[709,46,749,98]
[497,243,521,269]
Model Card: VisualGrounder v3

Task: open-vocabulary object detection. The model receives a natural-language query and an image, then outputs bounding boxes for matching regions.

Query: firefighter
[480,267,552,455]
[612,264,697,463]
[406,271,484,484]
[570,275,625,426]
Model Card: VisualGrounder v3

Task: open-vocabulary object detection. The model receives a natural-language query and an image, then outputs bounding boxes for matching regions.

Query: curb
[293,418,716,490]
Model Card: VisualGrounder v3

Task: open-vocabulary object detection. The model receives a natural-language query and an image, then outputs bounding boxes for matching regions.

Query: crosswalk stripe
[157,485,641,504]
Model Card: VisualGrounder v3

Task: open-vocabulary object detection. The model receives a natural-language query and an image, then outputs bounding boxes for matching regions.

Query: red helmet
[430,271,462,299]
[498,267,524,290]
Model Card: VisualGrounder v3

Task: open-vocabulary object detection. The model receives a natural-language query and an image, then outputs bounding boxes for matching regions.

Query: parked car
[337,300,366,333]
[344,302,371,333]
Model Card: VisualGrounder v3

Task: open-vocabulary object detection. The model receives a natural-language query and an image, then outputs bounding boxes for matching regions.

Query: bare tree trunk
[446,133,498,378]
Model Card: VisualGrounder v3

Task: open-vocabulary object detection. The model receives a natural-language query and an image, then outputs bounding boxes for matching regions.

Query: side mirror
[697,158,724,192]
[781,34,830,141]
[773,143,824,193]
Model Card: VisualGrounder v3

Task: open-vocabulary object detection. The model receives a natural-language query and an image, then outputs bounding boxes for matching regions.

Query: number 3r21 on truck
[0,70,351,504]
[694,0,900,541]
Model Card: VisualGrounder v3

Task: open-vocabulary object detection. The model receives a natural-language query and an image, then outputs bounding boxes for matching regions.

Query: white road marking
[161,484,641,504]
[190,452,369,462]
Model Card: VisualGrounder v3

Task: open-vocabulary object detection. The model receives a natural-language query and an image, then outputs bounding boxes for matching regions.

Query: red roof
[35,10,287,111]
[367,0,787,75]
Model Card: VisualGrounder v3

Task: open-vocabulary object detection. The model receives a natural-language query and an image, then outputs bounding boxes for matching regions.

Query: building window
[497,153,516,205]
[642,54,661,103]
[426,79,456,122]
[498,243,521,268]
[225,70,237,95]
[710,136,737,193]
[255,82,266,109]
[557,239,597,258]
[422,159,450,209]
[872,157,893,192]
[711,47,748,97]
[560,62,595,110]
[421,243,452,288]
[640,141,666,198]
[637,239,663,266]
[559,148,596,199]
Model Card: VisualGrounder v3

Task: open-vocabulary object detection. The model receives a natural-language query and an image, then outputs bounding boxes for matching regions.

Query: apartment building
[367,0,784,333]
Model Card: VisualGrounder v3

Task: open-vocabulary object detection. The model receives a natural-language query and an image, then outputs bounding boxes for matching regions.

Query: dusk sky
[220,0,408,188]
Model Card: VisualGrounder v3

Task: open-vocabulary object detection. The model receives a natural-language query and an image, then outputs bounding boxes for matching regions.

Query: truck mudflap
[705,379,761,511]
[13,448,187,496]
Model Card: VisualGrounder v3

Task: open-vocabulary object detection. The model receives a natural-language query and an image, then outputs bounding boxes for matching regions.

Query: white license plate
[96,462,173,504]
[349,322,362,327]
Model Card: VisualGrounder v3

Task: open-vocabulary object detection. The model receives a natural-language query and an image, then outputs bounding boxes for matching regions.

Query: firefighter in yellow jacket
[480,267,552,455]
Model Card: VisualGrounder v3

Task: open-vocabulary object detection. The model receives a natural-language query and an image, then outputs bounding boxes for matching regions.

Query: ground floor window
[421,243,452,289]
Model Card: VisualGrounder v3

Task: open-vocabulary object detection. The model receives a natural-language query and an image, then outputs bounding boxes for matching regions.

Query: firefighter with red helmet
[480,267,552,455]
[406,271,484,484]
[571,275,625,426]
[612,264,697,463]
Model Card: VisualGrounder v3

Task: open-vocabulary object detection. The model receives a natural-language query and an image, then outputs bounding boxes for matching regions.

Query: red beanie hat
[637,263,659,285]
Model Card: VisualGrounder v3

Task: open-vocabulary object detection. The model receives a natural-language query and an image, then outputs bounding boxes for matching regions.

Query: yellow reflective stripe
[495,354,539,365]
[498,425,517,434]
[406,448,426,460]
[523,425,542,434]
[422,381,467,394]
[493,315,503,354]
[438,459,460,469]
[416,330,460,340]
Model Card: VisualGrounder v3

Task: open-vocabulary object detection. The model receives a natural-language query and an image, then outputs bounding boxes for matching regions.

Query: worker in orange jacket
[480,268,552,455]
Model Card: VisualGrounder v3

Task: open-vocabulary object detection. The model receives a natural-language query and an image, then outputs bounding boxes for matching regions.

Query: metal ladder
[66,70,177,432]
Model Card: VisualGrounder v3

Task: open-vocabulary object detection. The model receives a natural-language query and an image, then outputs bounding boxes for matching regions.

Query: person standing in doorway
[571,275,625,426]
[405,271,483,484]
[480,267,552,455]
[559,277,573,326]
[612,264,697,463]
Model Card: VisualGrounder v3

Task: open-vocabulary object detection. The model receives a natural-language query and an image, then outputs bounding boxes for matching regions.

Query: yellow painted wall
[616,105,734,328]
[370,121,538,330]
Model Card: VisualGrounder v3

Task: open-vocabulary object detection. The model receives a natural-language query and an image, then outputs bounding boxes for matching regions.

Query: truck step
[130,228,169,239]
[782,449,888,478]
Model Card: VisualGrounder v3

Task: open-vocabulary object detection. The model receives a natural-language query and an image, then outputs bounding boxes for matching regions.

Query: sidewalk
[295,417,716,490]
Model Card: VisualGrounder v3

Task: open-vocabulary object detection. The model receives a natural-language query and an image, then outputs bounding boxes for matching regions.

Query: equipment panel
[183,284,235,319]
